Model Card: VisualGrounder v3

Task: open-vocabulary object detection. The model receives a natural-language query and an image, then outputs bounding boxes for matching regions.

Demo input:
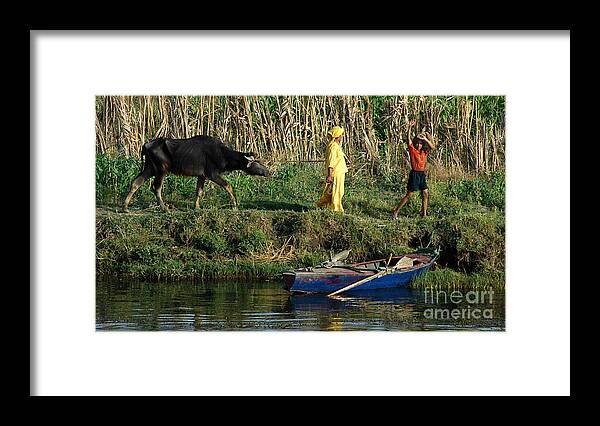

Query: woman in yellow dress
[316,126,348,212]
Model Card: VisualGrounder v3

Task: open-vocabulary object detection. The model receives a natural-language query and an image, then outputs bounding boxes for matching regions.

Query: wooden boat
[282,247,439,294]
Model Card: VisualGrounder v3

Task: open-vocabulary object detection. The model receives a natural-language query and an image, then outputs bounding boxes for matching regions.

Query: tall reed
[95,95,505,176]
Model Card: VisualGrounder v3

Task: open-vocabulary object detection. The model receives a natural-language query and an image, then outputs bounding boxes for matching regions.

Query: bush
[192,232,229,256]
[445,171,505,210]
[237,229,269,254]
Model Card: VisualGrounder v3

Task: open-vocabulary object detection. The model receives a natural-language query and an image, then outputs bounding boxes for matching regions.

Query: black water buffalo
[123,135,271,212]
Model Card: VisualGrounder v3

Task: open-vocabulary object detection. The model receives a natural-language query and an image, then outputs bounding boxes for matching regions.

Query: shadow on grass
[241,200,311,212]
[99,199,313,213]
[346,198,395,220]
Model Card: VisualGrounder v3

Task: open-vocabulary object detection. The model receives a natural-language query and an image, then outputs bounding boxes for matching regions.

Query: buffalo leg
[210,175,237,209]
[123,168,153,212]
[152,172,168,210]
[194,176,206,209]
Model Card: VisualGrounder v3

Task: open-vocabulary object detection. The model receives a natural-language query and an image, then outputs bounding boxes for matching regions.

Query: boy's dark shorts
[407,170,428,192]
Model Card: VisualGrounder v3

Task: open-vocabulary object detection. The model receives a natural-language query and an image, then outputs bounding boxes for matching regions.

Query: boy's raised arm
[420,132,436,150]
[406,119,416,147]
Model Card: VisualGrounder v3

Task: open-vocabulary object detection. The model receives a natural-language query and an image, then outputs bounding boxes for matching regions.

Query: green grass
[444,171,505,211]
[96,155,505,287]
[411,267,505,289]
[97,155,505,216]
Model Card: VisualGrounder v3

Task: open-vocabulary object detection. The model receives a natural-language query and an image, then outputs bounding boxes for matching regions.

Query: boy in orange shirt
[391,119,435,219]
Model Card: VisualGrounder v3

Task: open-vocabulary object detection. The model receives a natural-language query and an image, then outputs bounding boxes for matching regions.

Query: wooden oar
[327,256,414,297]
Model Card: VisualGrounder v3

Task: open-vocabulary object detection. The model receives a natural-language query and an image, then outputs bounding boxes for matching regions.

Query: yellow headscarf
[328,126,344,141]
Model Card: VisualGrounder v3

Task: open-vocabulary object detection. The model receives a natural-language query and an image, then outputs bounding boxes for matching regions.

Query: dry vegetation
[96,95,504,177]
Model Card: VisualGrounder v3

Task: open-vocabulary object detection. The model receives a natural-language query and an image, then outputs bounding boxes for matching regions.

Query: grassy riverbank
[96,157,505,288]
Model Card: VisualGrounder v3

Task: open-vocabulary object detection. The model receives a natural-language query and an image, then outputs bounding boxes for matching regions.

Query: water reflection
[96,279,505,331]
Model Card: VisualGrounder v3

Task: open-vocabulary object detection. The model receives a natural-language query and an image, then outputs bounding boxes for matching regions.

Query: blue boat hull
[283,254,436,294]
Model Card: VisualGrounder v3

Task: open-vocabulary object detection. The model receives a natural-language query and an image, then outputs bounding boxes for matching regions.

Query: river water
[96,279,505,331]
